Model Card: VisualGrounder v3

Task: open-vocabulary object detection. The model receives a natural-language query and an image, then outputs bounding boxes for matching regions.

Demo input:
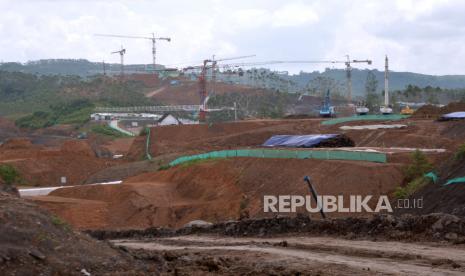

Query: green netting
[321,114,410,126]
[424,172,438,183]
[311,151,329,160]
[168,149,387,167]
[444,177,465,186]
[296,151,312,159]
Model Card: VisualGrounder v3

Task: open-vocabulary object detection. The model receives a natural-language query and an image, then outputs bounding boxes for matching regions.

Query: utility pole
[102,60,106,76]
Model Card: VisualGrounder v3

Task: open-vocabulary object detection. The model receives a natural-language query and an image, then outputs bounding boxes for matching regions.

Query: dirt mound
[413,102,465,119]
[61,140,95,157]
[412,105,442,118]
[339,119,461,151]
[0,118,20,141]
[40,157,403,230]
[0,138,115,187]
[441,102,465,114]
[0,192,157,275]
[1,138,34,150]
[397,155,465,217]
[127,73,161,87]
[151,81,268,105]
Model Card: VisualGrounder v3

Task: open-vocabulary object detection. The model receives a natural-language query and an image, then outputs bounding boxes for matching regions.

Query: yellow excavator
[400,105,414,115]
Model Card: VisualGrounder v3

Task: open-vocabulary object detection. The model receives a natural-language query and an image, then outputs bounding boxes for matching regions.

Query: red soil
[40,157,404,230]
[0,138,115,186]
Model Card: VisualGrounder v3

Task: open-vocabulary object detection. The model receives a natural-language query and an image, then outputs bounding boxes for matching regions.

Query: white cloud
[272,3,319,27]
[0,0,464,75]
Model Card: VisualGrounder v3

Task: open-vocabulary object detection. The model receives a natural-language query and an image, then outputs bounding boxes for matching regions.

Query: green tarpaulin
[444,177,465,186]
[321,114,410,126]
[168,149,387,167]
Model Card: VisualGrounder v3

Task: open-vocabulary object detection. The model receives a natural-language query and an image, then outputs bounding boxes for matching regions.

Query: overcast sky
[1,0,464,75]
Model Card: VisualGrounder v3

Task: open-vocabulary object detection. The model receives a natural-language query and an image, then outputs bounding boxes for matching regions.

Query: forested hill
[290,68,465,95]
[0,59,164,77]
[2,59,465,96]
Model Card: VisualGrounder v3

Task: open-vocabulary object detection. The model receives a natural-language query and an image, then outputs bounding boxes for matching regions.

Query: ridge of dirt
[87,212,465,244]
[0,191,159,275]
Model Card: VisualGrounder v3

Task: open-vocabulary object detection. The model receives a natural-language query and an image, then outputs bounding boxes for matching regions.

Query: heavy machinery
[319,89,335,117]
[400,105,415,115]
[183,57,371,121]
[356,101,369,115]
[95,33,171,74]
[380,55,393,114]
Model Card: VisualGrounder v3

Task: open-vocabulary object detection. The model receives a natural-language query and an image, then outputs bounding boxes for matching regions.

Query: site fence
[321,115,411,126]
[169,148,387,167]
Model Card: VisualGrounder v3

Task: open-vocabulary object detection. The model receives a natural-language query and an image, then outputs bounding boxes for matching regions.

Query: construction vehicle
[400,105,414,115]
[380,55,393,114]
[356,101,369,115]
[181,57,371,122]
[319,90,335,117]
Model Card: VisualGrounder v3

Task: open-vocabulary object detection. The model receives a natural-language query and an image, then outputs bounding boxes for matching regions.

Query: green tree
[404,150,433,182]
[0,164,20,185]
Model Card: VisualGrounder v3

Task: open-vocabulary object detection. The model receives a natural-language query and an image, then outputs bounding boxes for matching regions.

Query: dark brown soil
[0,191,159,275]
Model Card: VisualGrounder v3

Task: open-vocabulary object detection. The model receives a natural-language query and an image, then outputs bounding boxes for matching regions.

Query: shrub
[0,164,20,185]
[403,150,433,183]
[394,177,430,199]
[455,143,465,161]
[91,124,130,138]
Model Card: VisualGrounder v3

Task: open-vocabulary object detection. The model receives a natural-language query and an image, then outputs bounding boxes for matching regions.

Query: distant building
[157,114,182,126]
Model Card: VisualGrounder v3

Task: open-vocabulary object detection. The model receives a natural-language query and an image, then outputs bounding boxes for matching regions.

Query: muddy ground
[116,234,465,275]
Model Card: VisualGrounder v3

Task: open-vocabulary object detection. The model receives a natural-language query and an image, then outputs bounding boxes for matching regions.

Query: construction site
[2,2,465,275]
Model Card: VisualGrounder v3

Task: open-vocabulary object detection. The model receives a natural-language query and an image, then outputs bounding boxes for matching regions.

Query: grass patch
[455,143,465,161]
[394,177,431,199]
[51,215,70,231]
[91,124,131,138]
[15,99,93,129]
[0,164,21,185]
[158,164,171,171]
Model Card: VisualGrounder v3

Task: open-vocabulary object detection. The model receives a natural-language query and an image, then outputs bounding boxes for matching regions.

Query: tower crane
[111,46,126,76]
[95,33,171,74]
[380,55,393,114]
[183,57,371,122]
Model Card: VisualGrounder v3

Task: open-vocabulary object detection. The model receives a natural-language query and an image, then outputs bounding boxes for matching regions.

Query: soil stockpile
[0,192,159,275]
[413,102,465,119]
[41,157,403,230]
[0,138,115,186]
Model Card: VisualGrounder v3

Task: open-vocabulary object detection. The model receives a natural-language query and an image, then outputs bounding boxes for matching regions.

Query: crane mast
[95,33,171,74]
[184,56,372,122]
[111,46,126,76]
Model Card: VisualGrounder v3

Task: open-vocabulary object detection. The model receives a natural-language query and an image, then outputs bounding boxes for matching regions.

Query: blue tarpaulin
[442,112,465,119]
[263,134,339,148]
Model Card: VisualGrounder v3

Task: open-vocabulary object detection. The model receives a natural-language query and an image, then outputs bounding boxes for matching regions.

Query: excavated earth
[31,116,465,231]
[0,138,117,187]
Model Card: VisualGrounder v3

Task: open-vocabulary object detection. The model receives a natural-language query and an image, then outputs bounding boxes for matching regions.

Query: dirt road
[113,235,465,275]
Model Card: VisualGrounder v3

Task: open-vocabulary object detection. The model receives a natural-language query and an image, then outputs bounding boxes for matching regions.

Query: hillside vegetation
[0,71,155,120]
